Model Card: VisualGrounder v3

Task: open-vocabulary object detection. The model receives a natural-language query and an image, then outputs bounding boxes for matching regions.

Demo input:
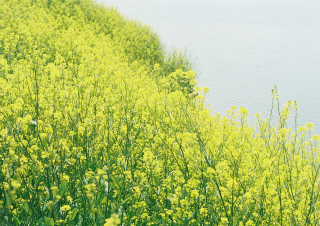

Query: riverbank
[0,0,319,225]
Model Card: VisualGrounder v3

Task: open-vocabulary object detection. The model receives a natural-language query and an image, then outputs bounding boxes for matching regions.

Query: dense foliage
[0,0,319,225]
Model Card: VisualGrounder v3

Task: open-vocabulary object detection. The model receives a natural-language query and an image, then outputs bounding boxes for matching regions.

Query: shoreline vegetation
[0,0,319,225]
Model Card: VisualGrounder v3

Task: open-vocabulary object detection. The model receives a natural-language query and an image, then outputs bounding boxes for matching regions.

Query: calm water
[97,0,320,134]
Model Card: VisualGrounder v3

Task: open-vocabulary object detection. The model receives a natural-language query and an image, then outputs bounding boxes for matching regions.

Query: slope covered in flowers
[0,0,320,225]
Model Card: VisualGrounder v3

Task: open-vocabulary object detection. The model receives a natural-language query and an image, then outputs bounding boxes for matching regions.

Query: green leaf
[29,164,38,172]
[75,214,83,226]
[13,217,21,225]
[100,196,107,204]
[68,208,78,221]
[97,205,103,217]
[58,181,68,196]
[29,93,36,109]
[111,176,120,188]
[42,138,48,150]
[22,202,28,212]
[22,202,30,215]
[38,216,54,226]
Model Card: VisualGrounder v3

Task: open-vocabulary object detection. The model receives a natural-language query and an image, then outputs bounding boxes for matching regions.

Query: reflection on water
[97,0,320,134]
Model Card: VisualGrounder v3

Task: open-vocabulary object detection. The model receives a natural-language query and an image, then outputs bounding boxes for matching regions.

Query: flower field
[0,0,320,225]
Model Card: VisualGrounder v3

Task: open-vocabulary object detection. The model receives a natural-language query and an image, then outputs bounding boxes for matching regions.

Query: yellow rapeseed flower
[97,169,105,176]
[60,205,71,212]
[11,180,21,189]
[104,214,121,226]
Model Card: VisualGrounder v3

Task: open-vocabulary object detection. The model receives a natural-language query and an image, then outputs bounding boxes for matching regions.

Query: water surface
[97,0,320,134]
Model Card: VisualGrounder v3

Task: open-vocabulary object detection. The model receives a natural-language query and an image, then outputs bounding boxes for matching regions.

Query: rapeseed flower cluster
[0,0,319,225]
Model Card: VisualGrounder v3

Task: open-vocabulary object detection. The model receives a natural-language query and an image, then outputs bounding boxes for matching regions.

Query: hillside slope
[0,0,319,225]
